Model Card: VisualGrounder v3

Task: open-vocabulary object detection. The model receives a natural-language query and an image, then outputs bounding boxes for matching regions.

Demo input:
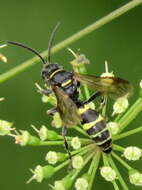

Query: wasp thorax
[41,63,62,80]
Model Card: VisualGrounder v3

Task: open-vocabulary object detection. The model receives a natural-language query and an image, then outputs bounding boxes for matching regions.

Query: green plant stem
[113,126,142,141]
[108,155,129,190]
[39,140,64,146]
[113,181,120,190]
[102,153,109,166]
[1,0,142,83]
[111,152,132,171]
[113,144,125,152]
[74,126,90,137]
[87,151,101,190]
[118,98,142,133]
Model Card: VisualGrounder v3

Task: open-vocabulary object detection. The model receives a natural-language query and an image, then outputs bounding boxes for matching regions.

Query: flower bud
[51,112,63,128]
[129,170,142,186]
[14,130,40,146]
[71,137,81,150]
[31,125,60,141]
[0,120,13,136]
[27,165,55,184]
[75,177,89,190]
[45,151,58,164]
[72,155,84,169]
[123,146,142,161]
[100,166,117,181]
[107,122,119,135]
[53,176,73,190]
[112,97,129,116]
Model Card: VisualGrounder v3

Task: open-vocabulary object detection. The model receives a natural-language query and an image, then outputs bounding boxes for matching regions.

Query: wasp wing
[53,86,82,127]
[74,72,133,99]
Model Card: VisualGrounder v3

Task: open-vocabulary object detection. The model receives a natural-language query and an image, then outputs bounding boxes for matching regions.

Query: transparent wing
[53,86,81,127]
[74,72,133,99]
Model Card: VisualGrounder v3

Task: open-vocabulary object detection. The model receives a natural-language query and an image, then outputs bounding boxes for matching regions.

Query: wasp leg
[80,91,102,106]
[46,107,58,116]
[62,126,72,161]
[35,83,53,95]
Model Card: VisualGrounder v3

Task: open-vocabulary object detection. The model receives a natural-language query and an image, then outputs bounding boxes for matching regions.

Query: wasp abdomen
[81,108,112,153]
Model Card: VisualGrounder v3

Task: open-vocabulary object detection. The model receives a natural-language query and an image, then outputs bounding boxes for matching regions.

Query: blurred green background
[0,0,142,189]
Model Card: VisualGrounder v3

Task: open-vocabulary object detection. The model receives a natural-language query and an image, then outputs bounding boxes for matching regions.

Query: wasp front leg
[35,83,53,96]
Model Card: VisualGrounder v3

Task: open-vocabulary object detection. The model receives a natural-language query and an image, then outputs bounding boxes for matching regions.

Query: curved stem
[0,0,142,83]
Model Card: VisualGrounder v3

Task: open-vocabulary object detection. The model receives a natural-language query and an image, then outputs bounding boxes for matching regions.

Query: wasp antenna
[0,44,7,49]
[7,41,46,64]
[47,22,61,63]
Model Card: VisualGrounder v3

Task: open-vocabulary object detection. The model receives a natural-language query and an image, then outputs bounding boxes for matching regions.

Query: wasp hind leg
[62,126,72,167]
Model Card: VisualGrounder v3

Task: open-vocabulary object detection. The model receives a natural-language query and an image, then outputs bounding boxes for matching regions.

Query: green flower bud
[71,137,81,150]
[51,112,63,128]
[0,53,7,63]
[57,152,67,162]
[100,166,117,181]
[72,155,84,169]
[129,170,142,186]
[45,151,58,164]
[31,125,60,141]
[53,176,73,190]
[124,146,142,161]
[0,120,13,136]
[107,122,119,135]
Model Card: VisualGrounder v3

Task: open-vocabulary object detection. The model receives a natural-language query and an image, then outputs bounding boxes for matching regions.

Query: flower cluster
[1,52,142,190]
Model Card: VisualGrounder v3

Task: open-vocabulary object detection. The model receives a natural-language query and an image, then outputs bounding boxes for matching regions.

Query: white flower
[27,165,44,184]
[71,137,81,150]
[129,171,142,186]
[39,125,48,141]
[100,166,117,181]
[53,181,65,190]
[72,156,84,169]
[45,151,58,164]
[112,97,129,115]
[123,146,142,161]
[15,131,30,146]
[107,122,119,135]
[51,112,63,128]
[75,178,88,190]
[0,120,13,136]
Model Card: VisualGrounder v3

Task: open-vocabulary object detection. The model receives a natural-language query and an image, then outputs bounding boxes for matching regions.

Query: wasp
[7,23,133,155]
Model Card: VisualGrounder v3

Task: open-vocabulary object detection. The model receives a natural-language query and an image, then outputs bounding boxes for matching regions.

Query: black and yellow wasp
[7,23,133,155]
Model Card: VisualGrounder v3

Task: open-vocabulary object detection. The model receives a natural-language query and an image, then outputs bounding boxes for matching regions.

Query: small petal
[15,131,30,146]
[129,170,142,186]
[51,112,63,128]
[42,94,57,105]
[0,120,13,136]
[71,137,81,150]
[75,178,89,190]
[72,155,84,169]
[53,181,65,190]
[123,146,142,161]
[39,125,48,141]
[112,97,129,115]
[107,122,119,135]
[100,166,117,181]
[45,151,58,164]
